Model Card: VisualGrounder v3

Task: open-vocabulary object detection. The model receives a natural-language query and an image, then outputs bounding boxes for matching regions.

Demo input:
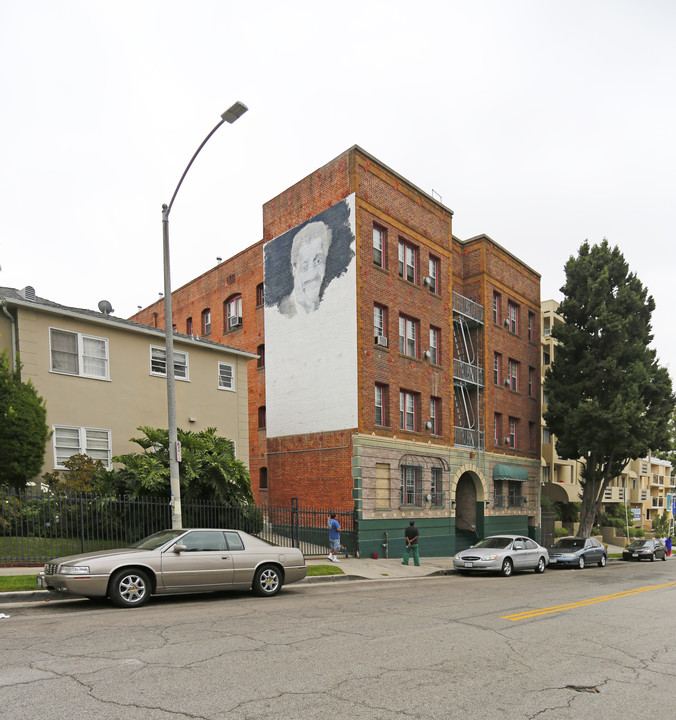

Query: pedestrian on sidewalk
[327,513,341,563]
[402,520,420,566]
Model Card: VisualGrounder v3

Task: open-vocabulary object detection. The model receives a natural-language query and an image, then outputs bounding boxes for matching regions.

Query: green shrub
[555,526,572,538]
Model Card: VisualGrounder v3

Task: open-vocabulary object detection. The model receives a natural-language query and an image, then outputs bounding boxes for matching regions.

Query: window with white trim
[50,328,109,379]
[429,326,440,364]
[225,295,242,331]
[494,352,502,385]
[218,361,235,390]
[373,225,385,267]
[202,308,211,335]
[53,426,111,468]
[431,467,442,506]
[493,291,501,324]
[507,300,519,333]
[508,358,519,392]
[508,416,518,448]
[374,304,387,342]
[430,396,441,435]
[428,256,439,293]
[399,315,418,357]
[400,465,422,506]
[150,346,189,380]
[398,240,418,283]
[400,389,419,431]
[375,383,389,426]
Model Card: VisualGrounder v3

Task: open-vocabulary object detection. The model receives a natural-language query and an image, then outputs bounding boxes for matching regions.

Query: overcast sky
[2,1,674,372]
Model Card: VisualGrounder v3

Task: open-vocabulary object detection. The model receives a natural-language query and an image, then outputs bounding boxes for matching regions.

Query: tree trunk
[578,479,602,537]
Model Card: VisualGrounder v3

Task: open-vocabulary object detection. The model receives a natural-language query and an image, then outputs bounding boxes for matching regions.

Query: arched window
[224,294,242,331]
[201,308,211,335]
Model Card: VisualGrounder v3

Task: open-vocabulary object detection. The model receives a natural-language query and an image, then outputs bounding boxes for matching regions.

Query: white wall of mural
[263,194,358,436]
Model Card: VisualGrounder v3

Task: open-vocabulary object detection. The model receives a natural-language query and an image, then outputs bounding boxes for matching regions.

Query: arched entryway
[454,470,483,552]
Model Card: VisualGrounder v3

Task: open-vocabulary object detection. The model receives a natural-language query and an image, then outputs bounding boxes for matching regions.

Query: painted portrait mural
[263,194,357,437]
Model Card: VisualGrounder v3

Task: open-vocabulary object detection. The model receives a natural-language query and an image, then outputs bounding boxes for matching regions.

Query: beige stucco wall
[11,305,251,476]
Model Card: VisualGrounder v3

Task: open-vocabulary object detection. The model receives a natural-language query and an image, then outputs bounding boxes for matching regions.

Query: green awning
[493,464,529,482]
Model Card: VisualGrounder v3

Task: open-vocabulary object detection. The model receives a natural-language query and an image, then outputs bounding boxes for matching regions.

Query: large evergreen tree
[544,240,674,537]
[0,351,50,490]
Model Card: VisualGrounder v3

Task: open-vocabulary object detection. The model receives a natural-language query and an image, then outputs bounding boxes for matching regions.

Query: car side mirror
[173,544,187,553]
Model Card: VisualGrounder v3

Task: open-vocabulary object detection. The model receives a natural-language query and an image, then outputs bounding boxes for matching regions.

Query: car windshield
[627,540,648,549]
[129,529,186,550]
[473,537,513,549]
[553,538,584,549]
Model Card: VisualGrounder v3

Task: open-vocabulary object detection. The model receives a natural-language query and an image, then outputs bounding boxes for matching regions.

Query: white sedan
[453,534,549,576]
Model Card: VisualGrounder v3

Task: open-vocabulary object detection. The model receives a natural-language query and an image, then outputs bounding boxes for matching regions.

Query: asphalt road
[3,560,676,720]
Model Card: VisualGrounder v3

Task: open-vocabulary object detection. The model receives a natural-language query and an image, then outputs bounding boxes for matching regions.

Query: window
[218,361,234,390]
[493,291,501,324]
[50,328,109,379]
[375,463,391,510]
[542,466,551,483]
[151,346,189,380]
[430,396,441,435]
[429,326,440,364]
[373,225,386,267]
[508,417,518,448]
[180,530,228,552]
[428,256,440,293]
[374,304,388,344]
[225,295,242,331]
[508,358,519,391]
[257,344,265,369]
[493,352,502,385]
[528,312,535,341]
[528,367,535,397]
[201,309,211,335]
[186,317,193,335]
[375,383,389,426]
[494,413,503,446]
[542,427,551,444]
[431,467,442,506]
[399,315,419,358]
[400,390,419,431]
[543,348,551,365]
[400,465,422,506]
[259,467,268,490]
[398,240,418,283]
[507,301,519,333]
[258,406,266,428]
[256,283,264,306]
[53,426,111,469]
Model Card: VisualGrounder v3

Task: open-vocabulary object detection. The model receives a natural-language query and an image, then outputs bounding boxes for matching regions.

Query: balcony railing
[454,426,485,450]
[452,292,484,324]
[603,487,626,502]
[400,491,447,508]
[453,358,484,386]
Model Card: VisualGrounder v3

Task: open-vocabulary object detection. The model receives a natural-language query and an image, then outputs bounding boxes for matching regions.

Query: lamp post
[162,101,248,529]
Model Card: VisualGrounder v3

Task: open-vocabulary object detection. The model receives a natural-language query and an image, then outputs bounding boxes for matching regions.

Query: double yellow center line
[502,581,676,621]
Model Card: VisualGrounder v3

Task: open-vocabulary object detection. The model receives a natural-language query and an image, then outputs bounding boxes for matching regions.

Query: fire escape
[452,291,485,452]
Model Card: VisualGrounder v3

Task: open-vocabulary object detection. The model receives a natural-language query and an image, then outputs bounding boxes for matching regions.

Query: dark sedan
[547,537,607,568]
[622,539,668,562]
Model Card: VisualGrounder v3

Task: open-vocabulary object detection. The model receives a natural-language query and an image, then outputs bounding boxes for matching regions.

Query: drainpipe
[383,531,389,559]
[1,301,17,370]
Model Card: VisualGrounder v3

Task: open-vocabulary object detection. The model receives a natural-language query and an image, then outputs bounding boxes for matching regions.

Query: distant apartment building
[0,286,255,480]
[540,299,673,529]
[133,146,542,556]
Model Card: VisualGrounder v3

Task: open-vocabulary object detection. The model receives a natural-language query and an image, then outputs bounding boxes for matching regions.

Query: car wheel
[598,554,607,567]
[534,556,546,574]
[662,553,667,561]
[501,558,513,577]
[578,556,585,570]
[108,569,151,608]
[651,553,656,562]
[253,564,282,597]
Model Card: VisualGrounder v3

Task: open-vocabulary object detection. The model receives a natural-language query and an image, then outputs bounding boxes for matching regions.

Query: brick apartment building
[133,146,541,556]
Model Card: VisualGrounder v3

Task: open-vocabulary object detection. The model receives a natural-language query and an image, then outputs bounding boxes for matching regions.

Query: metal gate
[540,510,555,549]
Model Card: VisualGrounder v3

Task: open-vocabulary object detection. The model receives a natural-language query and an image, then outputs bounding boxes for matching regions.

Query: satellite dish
[98,300,114,315]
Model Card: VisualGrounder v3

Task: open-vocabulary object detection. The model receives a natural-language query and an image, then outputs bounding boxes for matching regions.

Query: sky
[1,0,675,373]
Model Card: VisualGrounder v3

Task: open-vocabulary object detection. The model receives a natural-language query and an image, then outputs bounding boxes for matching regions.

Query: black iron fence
[0,489,355,565]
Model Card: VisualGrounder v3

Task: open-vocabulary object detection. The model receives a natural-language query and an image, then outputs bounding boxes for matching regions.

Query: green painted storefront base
[357,512,536,559]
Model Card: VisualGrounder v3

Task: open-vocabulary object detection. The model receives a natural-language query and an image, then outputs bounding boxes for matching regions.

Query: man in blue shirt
[328,514,341,563]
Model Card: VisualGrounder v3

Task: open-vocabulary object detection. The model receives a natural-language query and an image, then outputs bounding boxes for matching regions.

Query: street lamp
[162,101,248,529]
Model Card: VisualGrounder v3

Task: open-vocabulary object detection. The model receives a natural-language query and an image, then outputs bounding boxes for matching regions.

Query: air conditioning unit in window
[229,316,242,329]
[504,437,511,445]
[375,335,388,348]
[504,378,511,387]
[424,421,433,430]
[422,276,434,287]
[503,318,510,327]
[423,349,432,360]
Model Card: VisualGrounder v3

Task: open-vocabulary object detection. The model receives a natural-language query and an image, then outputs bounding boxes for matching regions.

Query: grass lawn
[306,564,344,576]
[0,575,39,592]
[0,536,121,564]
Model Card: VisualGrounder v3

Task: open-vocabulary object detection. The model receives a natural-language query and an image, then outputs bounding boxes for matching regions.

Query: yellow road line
[502,581,676,621]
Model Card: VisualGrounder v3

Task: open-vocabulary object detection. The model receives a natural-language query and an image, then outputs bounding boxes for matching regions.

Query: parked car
[453,535,549,576]
[38,528,307,608]
[622,538,668,562]
[547,537,607,568]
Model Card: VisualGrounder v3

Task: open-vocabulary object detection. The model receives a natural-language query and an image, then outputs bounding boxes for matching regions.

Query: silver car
[453,534,549,576]
[38,528,307,608]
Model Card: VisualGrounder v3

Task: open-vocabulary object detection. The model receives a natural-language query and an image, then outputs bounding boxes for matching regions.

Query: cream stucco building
[0,286,255,480]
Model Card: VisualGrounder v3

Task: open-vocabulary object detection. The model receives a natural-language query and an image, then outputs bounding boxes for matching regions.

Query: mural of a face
[290,222,331,314]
